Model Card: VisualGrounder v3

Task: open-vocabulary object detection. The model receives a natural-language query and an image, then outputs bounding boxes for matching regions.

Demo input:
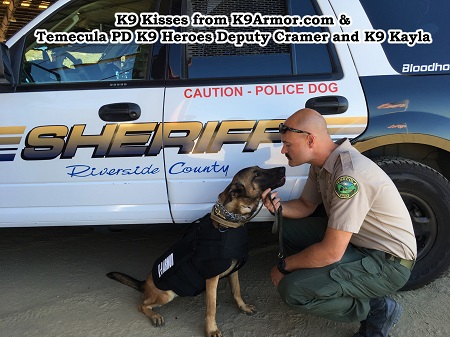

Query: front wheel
[374,157,450,290]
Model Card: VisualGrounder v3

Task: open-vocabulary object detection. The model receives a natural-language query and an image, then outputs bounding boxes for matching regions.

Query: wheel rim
[401,192,438,262]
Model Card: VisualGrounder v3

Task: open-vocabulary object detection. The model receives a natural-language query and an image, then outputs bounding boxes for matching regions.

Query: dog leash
[267,192,285,260]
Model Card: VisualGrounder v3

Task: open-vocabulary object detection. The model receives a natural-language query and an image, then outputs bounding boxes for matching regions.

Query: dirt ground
[1,224,449,337]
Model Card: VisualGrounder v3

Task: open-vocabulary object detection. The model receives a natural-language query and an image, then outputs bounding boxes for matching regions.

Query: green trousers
[277,217,411,322]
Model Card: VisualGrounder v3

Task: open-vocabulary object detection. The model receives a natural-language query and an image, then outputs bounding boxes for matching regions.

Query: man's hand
[271,265,284,287]
[262,188,282,215]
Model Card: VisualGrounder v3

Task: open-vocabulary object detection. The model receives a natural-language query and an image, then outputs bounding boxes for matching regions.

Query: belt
[386,253,415,270]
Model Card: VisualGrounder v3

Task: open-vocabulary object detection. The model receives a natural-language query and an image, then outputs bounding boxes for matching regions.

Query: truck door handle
[98,103,141,121]
[305,96,348,115]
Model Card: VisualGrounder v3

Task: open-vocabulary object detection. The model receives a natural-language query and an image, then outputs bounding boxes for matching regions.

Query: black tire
[373,157,450,290]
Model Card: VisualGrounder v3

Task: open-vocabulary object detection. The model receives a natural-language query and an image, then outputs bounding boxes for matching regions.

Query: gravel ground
[0,224,449,337]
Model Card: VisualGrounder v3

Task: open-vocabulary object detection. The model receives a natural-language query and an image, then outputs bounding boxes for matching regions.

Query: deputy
[262,108,417,337]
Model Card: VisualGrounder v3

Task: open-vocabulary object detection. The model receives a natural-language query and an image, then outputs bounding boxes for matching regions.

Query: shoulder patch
[335,176,359,199]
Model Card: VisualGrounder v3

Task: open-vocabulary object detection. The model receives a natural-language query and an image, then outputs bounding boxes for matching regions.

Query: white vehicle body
[1,0,372,227]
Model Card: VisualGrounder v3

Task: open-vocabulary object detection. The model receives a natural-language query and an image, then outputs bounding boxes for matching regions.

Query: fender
[355,75,450,154]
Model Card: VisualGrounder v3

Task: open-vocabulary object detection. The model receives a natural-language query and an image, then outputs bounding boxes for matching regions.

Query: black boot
[353,296,402,337]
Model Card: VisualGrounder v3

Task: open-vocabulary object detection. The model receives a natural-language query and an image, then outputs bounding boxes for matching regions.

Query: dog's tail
[106,272,145,292]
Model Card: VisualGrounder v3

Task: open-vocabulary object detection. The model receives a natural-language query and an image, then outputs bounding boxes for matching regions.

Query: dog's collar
[210,202,263,229]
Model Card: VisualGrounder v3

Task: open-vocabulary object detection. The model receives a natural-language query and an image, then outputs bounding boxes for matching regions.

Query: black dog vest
[152,214,249,297]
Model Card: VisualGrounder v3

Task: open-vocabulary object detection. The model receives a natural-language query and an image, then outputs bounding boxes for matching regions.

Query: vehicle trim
[354,134,450,153]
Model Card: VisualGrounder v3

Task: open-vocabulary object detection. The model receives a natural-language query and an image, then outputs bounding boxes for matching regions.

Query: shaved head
[281,108,337,167]
[285,108,329,137]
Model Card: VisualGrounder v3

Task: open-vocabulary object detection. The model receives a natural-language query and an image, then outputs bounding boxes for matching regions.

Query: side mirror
[0,42,14,85]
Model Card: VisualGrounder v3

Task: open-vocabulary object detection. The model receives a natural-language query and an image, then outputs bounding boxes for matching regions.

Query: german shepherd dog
[107,166,286,337]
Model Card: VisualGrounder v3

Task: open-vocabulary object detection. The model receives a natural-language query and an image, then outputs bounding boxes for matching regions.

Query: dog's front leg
[228,271,257,315]
[205,276,221,337]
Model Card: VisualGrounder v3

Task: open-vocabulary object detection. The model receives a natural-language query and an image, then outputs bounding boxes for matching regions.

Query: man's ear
[307,134,315,147]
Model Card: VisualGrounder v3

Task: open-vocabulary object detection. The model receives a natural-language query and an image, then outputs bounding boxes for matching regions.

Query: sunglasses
[279,123,311,135]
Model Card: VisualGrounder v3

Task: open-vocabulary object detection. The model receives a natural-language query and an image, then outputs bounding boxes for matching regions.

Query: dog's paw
[149,314,165,327]
[239,304,257,315]
[206,329,222,337]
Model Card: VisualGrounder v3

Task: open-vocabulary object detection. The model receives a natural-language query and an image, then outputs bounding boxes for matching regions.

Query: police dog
[107,166,285,337]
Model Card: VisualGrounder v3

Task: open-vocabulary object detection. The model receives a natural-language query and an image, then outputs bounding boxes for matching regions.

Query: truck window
[19,0,160,84]
[183,0,335,79]
[360,0,450,74]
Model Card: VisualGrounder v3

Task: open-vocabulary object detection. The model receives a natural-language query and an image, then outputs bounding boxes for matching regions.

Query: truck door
[163,0,368,222]
[0,0,170,226]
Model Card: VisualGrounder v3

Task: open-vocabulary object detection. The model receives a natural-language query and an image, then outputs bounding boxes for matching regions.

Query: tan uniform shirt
[301,139,417,260]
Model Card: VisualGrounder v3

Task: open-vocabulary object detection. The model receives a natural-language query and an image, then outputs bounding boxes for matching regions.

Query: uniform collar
[321,138,352,174]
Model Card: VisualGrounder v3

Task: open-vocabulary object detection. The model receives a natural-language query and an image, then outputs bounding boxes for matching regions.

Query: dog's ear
[220,182,245,205]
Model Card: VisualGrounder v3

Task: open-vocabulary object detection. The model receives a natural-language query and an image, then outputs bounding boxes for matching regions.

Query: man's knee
[278,274,311,307]
[277,275,368,322]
